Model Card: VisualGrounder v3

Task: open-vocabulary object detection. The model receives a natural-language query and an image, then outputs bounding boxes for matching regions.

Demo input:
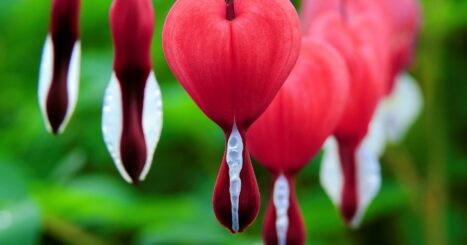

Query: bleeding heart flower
[321,71,422,230]
[102,0,163,184]
[301,0,421,93]
[302,0,421,227]
[308,12,387,226]
[38,0,81,134]
[248,38,349,244]
[353,0,421,92]
[162,0,301,233]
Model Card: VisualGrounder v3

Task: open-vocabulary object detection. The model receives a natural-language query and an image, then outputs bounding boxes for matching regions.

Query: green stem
[43,213,108,245]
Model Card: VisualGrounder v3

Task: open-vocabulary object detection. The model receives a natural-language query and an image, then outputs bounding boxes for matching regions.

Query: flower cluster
[37,0,422,244]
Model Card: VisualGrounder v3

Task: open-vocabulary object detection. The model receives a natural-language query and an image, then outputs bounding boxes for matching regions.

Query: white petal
[364,114,387,158]
[226,122,244,232]
[58,40,81,134]
[320,133,382,228]
[320,137,343,207]
[273,174,290,245]
[380,72,423,143]
[139,71,163,181]
[37,36,81,134]
[102,73,132,183]
[350,133,382,228]
[102,71,163,183]
[38,34,54,132]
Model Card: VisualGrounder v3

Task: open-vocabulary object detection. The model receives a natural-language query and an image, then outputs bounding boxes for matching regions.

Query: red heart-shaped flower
[162,0,301,233]
[308,12,387,226]
[249,38,349,175]
[248,38,349,244]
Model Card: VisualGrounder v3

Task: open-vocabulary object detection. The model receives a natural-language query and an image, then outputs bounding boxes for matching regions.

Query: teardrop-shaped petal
[320,132,382,228]
[38,0,81,134]
[213,128,260,233]
[102,72,162,183]
[262,175,305,245]
[320,137,343,207]
[104,0,162,183]
[352,128,382,227]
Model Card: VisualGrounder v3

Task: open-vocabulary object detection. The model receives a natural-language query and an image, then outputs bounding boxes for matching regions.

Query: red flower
[301,0,421,93]
[303,0,420,227]
[102,0,163,184]
[162,0,301,233]
[308,11,387,226]
[248,38,349,244]
[38,0,81,134]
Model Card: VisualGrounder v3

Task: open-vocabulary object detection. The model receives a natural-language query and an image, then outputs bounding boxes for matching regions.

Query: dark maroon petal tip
[213,145,260,233]
[337,139,359,225]
[263,176,305,245]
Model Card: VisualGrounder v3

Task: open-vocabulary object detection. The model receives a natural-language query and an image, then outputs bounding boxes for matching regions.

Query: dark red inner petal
[337,139,359,223]
[46,0,80,133]
[262,176,305,245]
[213,132,260,233]
[117,68,149,183]
[46,36,71,133]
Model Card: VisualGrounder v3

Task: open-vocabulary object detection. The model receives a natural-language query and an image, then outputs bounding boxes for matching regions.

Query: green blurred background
[0,0,466,244]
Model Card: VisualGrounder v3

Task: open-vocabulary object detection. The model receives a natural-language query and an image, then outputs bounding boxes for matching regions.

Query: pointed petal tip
[103,72,162,185]
[51,126,60,135]
[342,210,363,229]
[129,175,139,185]
[213,153,260,233]
[47,114,68,135]
[38,36,81,135]
[349,218,362,229]
[340,203,357,224]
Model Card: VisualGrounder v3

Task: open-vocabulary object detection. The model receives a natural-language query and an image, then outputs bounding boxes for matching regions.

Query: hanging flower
[248,38,349,244]
[322,73,423,227]
[102,0,163,184]
[306,11,388,227]
[303,0,421,227]
[162,0,301,233]
[38,0,81,134]
[301,0,421,93]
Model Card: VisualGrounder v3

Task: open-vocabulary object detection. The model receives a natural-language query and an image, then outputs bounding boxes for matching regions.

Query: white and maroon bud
[102,0,162,184]
[38,0,81,134]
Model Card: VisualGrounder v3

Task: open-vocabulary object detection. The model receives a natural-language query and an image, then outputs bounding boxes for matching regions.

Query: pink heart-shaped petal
[162,0,301,232]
